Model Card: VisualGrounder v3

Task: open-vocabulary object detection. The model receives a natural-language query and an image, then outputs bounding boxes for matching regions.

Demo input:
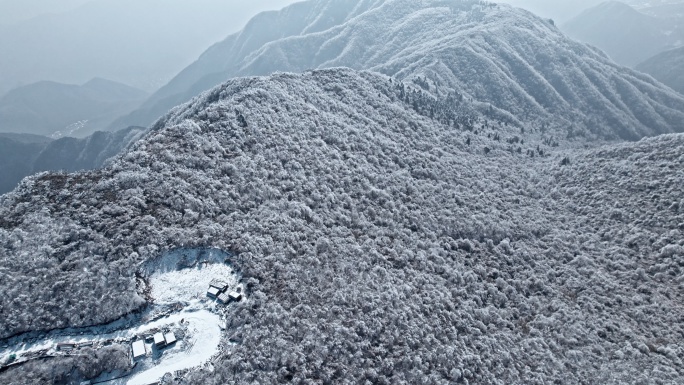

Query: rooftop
[153,332,165,346]
[132,340,146,358]
[207,287,220,298]
[164,332,177,345]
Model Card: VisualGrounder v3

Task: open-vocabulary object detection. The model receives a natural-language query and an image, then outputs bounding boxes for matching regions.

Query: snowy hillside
[637,45,684,94]
[1,68,683,384]
[112,0,684,141]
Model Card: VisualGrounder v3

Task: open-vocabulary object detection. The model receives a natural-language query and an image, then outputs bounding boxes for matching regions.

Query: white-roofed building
[164,332,177,345]
[207,286,220,298]
[153,332,165,347]
[209,280,228,292]
[132,340,146,359]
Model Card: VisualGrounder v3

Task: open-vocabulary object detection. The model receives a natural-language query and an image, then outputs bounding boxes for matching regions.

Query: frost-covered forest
[0,345,130,385]
[1,67,683,384]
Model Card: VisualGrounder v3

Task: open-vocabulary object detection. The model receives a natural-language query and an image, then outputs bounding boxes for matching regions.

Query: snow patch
[125,310,222,385]
[149,263,238,306]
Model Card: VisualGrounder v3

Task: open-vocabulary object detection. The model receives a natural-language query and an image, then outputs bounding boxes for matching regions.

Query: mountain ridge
[113,0,684,141]
[0,0,298,95]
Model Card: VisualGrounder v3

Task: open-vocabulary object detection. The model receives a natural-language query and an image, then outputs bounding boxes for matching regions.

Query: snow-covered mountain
[636,46,684,94]
[0,78,147,137]
[1,68,683,384]
[562,1,684,67]
[2,1,684,383]
[112,0,684,141]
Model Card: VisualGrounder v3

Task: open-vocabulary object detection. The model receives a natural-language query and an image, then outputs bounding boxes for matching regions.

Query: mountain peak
[113,0,684,141]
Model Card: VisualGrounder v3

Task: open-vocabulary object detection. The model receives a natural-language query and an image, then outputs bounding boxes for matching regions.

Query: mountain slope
[0,78,147,137]
[636,46,684,94]
[0,126,144,195]
[1,68,683,384]
[114,0,684,141]
[0,136,49,195]
[31,126,145,174]
[562,1,684,67]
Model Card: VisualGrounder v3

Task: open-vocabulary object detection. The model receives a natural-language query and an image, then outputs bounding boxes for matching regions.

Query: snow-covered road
[0,248,241,385]
[125,309,222,385]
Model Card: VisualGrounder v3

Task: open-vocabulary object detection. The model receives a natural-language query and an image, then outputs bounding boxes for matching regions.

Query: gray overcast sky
[4,0,680,27]
[0,0,304,93]
[0,0,668,94]
[0,1,648,29]
[498,0,604,23]
[0,0,302,27]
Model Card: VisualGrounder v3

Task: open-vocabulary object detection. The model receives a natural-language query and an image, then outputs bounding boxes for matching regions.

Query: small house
[132,340,146,360]
[210,280,228,292]
[164,332,177,345]
[228,291,243,302]
[153,332,165,347]
[207,286,220,299]
[57,343,76,351]
[217,292,230,304]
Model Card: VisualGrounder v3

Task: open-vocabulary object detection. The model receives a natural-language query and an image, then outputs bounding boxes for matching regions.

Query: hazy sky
[0,0,301,26]
[2,0,678,27]
[498,0,602,22]
[0,0,303,93]
[0,0,605,27]
[0,0,668,95]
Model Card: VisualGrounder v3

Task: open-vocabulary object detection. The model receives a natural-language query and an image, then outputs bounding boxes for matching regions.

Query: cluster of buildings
[128,277,242,362]
[206,279,242,305]
[131,331,177,360]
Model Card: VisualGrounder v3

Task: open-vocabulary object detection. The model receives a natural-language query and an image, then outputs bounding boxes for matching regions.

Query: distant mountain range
[0,126,144,195]
[0,78,147,138]
[0,0,297,95]
[112,0,684,141]
[562,1,684,67]
[636,46,684,94]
